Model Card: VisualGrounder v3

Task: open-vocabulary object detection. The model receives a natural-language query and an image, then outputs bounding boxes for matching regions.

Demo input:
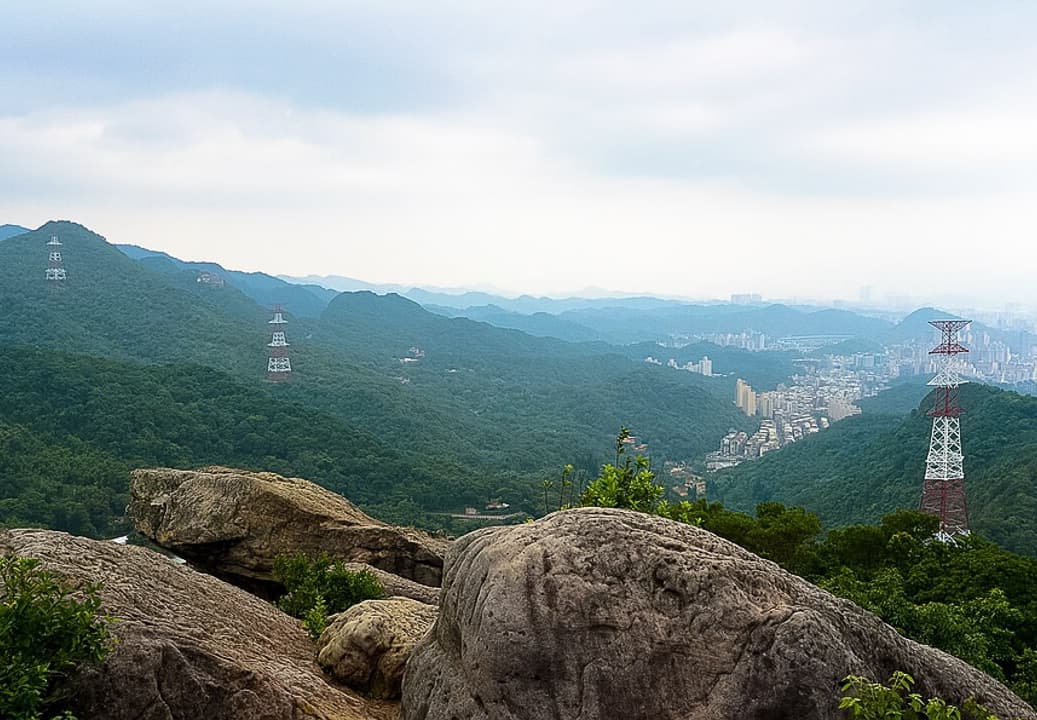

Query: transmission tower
[267,305,292,382]
[45,235,67,282]
[920,319,971,540]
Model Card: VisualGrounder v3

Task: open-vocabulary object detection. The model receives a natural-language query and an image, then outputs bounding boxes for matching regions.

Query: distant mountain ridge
[424,303,607,343]
[0,224,29,240]
[118,242,1002,351]
[885,307,1036,353]
[116,243,336,318]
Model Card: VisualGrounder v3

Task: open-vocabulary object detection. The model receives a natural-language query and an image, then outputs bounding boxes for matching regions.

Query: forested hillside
[2,221,757,535]
[118,243,337,318]
[302,291,754,471]
[0,348,519,536]
[621,340,798,390]
[424,303,606,343]
[857,378,931,415]
[713,384,1037,556]
[0,222,267,374]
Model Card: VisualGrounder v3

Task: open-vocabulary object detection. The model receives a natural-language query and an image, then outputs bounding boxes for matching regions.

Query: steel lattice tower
[267,305,292,381]
[45,235,67,282]
[920,319,971,540]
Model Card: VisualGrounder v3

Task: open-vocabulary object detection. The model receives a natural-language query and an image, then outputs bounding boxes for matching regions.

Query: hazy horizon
[3,3,1036,307]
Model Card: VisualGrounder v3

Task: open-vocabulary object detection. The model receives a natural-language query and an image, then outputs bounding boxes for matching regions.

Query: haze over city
[2,1,1036,306]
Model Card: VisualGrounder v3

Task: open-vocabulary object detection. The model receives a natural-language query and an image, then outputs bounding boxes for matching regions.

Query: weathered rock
[129,466,449,589]
[0,528,397,720]
[317,597,438,700]
[341,563,440,606]
[402,508,1036,720]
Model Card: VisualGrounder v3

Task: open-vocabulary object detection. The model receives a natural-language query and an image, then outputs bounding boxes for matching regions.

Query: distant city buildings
[730,293,763,305]
[714,367,868,470]
[886,329,1037,386]
[657,316,1037,478]
[735,378,757,416]
[645,355,713,377]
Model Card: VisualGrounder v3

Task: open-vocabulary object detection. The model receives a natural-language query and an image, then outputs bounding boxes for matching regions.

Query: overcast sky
[2,1,1035,305]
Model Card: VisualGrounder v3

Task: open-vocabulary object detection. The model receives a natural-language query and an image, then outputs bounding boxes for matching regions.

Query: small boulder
[318,597,437,700]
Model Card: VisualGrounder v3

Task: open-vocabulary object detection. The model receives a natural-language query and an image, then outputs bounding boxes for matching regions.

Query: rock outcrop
[318,597,438,700]
[0,528,396,720]
[402,508,1036,720]
[129,467,448,589]
[341,562,440,606]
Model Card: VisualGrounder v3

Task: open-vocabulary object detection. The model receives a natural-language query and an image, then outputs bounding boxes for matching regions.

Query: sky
[2,1,1036,306]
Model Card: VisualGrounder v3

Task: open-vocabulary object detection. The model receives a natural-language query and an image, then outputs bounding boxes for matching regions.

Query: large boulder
[402,508,1036,720]
[317,597,438,700]
[129,467,448,589]
[0,528,396,720]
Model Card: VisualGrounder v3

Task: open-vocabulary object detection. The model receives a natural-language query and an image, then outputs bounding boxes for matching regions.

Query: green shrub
[302,595,329,639]
[579,428,663,513]
[840,672,999,719]
[272,552,383,639]
[0,555,112,720]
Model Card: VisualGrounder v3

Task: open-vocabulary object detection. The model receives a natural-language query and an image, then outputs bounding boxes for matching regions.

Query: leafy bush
[579,428,663,512]
[0,555,112,720]
[840,672,999,719]
[272,553,383,639]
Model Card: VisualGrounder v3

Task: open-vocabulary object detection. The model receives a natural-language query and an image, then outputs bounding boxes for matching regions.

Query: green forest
[0,222,764,536]
[0,348,497,536]
[714,383,1037,557]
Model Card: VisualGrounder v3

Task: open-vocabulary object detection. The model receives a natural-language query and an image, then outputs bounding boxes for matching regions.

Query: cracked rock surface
[0,528,397,720]
[318,597,438,700]
[401,508,1035,720]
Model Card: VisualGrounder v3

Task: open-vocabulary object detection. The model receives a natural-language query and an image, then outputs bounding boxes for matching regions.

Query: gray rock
[341,563,440,606]
[0,528,397,720]
[129,466,448,588]
[401,507,1036,720]
[318,597,438,700]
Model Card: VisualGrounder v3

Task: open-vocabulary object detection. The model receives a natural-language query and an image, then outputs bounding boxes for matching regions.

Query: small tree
[0,555,113,720]
[272,553,383,639]
[580,428,663,513]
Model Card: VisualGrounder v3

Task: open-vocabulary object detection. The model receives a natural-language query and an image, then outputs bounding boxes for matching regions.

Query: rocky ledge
[129,466,449,590]
[0,528,396,720]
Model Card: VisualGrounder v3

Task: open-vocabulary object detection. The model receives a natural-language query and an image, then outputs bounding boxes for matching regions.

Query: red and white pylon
[920,319,970,540]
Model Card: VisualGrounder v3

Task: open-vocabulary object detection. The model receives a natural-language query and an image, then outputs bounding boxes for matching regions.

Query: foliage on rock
[840,672,999,719]
[273,552,383,639]
[0,555,112,720]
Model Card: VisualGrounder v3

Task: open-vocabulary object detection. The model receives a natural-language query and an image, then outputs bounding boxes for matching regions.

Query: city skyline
[3,3,1037,305]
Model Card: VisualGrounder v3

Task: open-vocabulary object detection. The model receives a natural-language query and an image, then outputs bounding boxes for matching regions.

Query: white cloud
[807,104,1037,177]
[2,2,1037,305]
